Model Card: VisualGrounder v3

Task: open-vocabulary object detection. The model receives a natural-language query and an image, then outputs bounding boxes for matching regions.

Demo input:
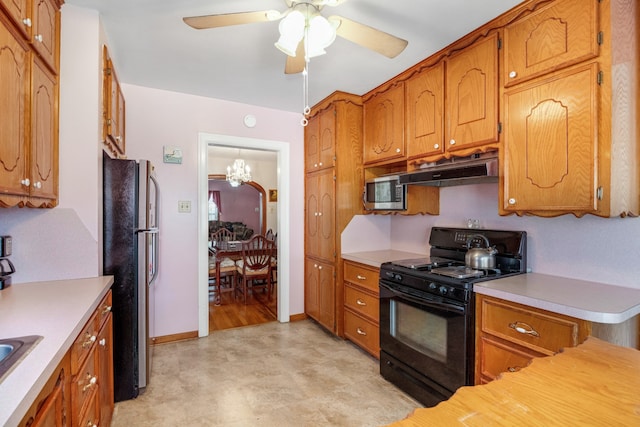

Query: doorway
[197,133,291,337]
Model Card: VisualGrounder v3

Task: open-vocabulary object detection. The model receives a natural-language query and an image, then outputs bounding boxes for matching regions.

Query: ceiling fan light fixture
[306,14,336,58]
[275,10,305,56]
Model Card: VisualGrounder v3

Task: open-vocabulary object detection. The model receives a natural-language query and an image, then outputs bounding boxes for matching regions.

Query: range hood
[398,154,499,187]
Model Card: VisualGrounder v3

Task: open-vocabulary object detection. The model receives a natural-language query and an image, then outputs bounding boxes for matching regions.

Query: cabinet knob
[318,162,322,166]
[22,18,32,27]
[449,139,456,145]
[318,265,323,270]
[508,198,516,205]
[314,212,318,216]
[99,338,107,347]
[102,305,112,314]
[21,178,30,187]
[395,148,401,153]
[317,212,322,216]
[314,163,318,168]
[434,143,439,149]
[509,71,517,78]
[82,334,97,348]
[33,181,42,189]
[34,34,43,43]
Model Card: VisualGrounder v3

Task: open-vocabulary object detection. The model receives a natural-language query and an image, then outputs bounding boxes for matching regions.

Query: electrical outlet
[178,200,191,213]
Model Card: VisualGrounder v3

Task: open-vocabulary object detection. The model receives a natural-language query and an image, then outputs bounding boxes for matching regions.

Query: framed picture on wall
[269,189,278,202]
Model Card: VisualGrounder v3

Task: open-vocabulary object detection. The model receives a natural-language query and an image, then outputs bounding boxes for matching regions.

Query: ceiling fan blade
[329,15,408,58]
[183,10,281,29]
[285,41,306,74]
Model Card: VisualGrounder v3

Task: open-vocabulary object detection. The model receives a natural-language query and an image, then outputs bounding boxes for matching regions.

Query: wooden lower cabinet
[343,261,380,358]
[20,291,113,427]
[475,294,591,384]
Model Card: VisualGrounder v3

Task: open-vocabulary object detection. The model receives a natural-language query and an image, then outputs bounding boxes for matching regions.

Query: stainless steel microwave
[364,175,407,211]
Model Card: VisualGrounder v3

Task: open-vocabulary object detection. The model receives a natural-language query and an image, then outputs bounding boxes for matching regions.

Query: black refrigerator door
[103,152,140,401]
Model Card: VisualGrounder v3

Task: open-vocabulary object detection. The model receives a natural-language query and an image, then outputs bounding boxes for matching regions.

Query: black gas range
[379,227,527,407]
[380,227,527,303]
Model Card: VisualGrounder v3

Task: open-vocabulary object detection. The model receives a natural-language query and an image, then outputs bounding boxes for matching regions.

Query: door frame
[197,133,290,337]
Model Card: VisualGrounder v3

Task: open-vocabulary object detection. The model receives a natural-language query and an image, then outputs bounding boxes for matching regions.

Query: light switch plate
[178,200,191,213]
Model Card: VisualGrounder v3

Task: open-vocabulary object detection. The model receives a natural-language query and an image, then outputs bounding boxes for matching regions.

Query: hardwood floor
[208,285,277,331]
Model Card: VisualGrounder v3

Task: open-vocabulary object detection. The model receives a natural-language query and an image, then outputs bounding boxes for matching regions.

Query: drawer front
[344,284,379,322]
[77,390,100,427]
[344,261,379,293]
[94,290,113,330]
[71,346,98,421]
[478,335,544,382]
[71,311,99,375]
[480,297,584,355]
[344,310,379,358]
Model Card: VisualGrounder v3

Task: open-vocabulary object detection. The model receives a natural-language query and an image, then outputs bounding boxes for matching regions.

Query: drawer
[344,261,379,293]
[71,311,99,375]
[344,284,379,322]
[71,345,99,422]
[477,335,544,382]
[77,388,100,427]
[344,310,379,358]
[480,297,587,355]
[94,290,113,330]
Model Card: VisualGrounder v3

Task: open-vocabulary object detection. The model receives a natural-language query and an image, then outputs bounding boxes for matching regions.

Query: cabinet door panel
[318,107,335,170]
[503,63,598,213]
[317,260,335,331]
[0,0,30,38]
[304,175,319,256]
[304,114,320,172]
[0,22,30,199]
[30,57,57,201]
[406,62,444,159]
[446,33,498,151]
[504,0,598,87]
[98,314,114,427]
[364,83,404,164]
[304,257,320,319]
[317,169,335,261]
[32,0,58,72]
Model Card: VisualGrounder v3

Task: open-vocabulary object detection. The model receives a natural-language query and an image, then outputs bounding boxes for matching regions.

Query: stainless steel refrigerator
[103,151,159,402]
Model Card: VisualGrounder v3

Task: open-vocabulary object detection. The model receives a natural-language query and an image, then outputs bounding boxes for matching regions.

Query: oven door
[379,280,473,405]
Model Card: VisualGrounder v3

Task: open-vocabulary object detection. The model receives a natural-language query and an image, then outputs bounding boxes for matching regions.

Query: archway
[208,174,267,236]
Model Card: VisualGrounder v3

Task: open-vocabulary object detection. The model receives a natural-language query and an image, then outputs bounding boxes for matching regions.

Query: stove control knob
[429,282,437,291]
[394,274,402,281]
[439,286,448,295]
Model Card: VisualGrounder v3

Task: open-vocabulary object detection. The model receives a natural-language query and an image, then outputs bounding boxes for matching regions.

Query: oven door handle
[380,281,466,314]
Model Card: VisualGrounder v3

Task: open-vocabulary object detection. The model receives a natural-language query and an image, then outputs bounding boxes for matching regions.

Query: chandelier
[226,159,251,187]
[274,3,337,126]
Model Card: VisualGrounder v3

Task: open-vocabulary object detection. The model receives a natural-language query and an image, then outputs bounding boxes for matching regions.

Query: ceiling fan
[183,0,409,74]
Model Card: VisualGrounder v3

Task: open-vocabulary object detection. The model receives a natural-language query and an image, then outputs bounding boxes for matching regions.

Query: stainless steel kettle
[465,234,497,269]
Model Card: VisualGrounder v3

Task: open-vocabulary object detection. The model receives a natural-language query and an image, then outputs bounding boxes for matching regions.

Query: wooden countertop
[475,273,640,324]
[388,337,640,426]
[0,276,114,426]
[342,250,426,268]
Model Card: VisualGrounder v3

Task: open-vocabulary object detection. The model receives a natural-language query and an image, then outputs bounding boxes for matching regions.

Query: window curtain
[209,190,222,213]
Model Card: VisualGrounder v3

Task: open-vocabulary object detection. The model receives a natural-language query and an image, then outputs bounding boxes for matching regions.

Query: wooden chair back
[211,228,236,243]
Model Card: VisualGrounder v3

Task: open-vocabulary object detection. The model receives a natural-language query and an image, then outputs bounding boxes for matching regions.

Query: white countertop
[475,273,640,324]
[0,276,113,426]
[342,250,427,268]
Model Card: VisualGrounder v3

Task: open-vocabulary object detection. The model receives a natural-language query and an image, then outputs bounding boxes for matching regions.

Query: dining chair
[235,234,275,304]
[209,228,237,304]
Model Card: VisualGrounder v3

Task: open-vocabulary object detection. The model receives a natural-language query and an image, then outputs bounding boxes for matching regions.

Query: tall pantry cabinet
[305,92,363,335]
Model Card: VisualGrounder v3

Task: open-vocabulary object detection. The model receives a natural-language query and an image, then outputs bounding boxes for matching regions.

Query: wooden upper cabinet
[363,82,405,165]
[502,63,598,215]
[305,106,335,173]
[503,0,599,88]
[0,20,30,202]
[103,45,126,156]
[29,56,58,204]
[445,32,499,155]
[405,62,445,160]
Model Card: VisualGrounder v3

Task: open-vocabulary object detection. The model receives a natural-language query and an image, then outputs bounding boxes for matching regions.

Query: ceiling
[65,0,523,114]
